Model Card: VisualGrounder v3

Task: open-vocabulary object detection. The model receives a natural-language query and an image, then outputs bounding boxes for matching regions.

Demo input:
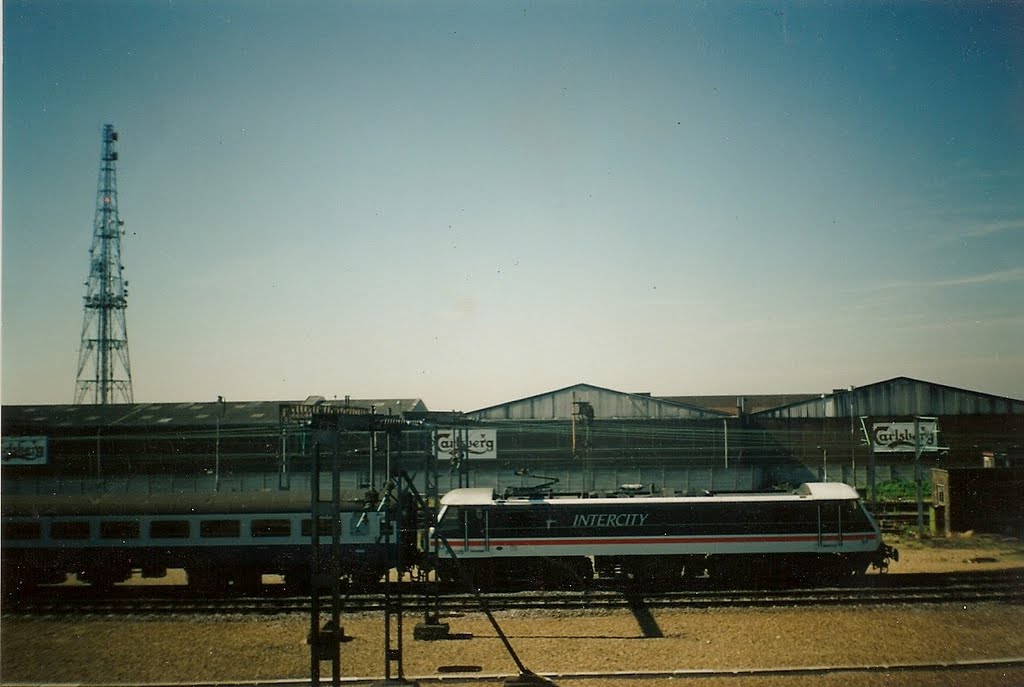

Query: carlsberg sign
[433,429,498,460]
[871,421,939,453]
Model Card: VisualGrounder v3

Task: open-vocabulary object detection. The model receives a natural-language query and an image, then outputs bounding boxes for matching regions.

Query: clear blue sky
[3,1,1023,411]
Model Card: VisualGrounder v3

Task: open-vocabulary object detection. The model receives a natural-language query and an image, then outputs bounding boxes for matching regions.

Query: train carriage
[1,490,403,595]
[433,483,897,588]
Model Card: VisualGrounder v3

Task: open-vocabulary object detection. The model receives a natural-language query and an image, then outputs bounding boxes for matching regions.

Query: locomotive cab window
[843,500,872,530]
[819,503,841,529]
[464,507,486,537]
[433,506,459,539]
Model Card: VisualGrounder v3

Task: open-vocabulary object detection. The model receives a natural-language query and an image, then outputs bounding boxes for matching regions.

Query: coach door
[464,507,489,552]
[818,502,843,548]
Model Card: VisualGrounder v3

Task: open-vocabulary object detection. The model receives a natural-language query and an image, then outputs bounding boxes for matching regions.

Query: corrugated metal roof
[1,397,427,431]
[656,394,821,415]
[752,377,1024,418]
[465,383,732,421]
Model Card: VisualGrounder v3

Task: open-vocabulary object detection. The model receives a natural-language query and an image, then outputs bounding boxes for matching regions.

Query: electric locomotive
[432,482,898,588]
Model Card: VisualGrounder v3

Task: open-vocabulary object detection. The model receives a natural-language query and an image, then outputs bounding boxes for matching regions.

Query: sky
[3,1,1023,412]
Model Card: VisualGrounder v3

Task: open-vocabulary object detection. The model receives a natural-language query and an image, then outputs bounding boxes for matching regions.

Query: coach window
[2,521,41,540]
[252,519,291,538]
[301,518,336,537]
[101,521,141,540]
[51,521,90,540]
[200,519,241,538]
[150,520,190,539]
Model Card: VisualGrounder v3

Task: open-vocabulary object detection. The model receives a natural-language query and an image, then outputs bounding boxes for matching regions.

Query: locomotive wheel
[466,560,499,590]
[551,557,594,590]
[621,556,685,585]
[707,555,765,588]
[681,556,708,580]
[434,560,462,584]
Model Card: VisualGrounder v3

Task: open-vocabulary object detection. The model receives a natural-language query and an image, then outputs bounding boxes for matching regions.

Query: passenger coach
[1,490,405,594]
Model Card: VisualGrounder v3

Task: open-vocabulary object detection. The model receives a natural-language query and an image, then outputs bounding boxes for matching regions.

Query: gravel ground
[3,533,1024,687]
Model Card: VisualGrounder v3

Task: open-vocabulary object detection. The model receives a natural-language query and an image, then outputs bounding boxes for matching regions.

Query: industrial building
[2,376,1021,503]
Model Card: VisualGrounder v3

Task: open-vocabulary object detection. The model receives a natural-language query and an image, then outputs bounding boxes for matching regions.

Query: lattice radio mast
[74,124,133,404]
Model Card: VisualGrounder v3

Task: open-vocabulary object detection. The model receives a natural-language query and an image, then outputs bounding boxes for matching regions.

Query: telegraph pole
[75,124,133,404]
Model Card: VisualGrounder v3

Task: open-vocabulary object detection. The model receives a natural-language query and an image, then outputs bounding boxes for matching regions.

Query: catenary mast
[74,124,133,404]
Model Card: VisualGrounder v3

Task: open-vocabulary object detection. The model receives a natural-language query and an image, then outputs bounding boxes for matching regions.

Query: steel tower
[74,124,133,404]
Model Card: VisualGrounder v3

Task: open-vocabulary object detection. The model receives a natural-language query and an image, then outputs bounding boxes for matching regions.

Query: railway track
[4,660,1019,687]
[6,569,1024,617]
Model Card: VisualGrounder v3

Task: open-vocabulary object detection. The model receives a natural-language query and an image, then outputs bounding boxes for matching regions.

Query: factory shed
[2,397,426,434]
[457,384,765,487]
[742,377,1024,484]
[751,376,1024,419]
[464,383,730,421]
[1,397,426,480]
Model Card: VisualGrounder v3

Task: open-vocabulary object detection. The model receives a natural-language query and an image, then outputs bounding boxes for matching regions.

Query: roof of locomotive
[795,482,862,500]
[439,482,861,507]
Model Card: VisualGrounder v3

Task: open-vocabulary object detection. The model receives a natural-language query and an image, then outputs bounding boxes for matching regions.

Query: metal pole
[369,405,376,488]
[571,392,577,457]
[459,427,469,489]
[215,396,225,492]
[849,387,856,487]
[860,416,875,505]
[215,416,220,492]
[915,416,925,532]
[310,441,321,685]
[723,419,728,470]
[279,427,289,490]
[870,443,877,505]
